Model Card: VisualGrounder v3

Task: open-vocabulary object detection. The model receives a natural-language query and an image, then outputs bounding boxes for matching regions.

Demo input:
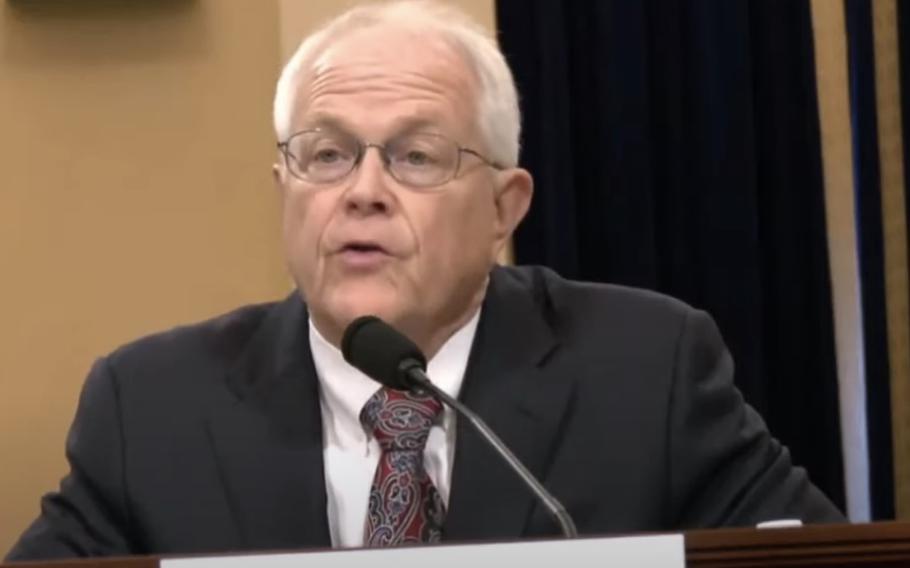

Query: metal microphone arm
[401,361,579,539]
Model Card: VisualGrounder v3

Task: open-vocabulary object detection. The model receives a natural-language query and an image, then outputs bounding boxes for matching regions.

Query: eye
[305,134,356,166]
[314,148,344,163]
[404,150,434,166]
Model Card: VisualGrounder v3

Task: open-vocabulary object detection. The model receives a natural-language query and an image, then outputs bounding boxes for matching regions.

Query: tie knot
[361,387,443,452]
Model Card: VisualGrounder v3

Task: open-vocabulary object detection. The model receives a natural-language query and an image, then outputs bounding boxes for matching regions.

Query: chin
[328,291,405,330]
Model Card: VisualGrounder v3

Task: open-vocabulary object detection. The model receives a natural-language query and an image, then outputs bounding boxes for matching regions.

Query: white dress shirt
[309,311,480,548]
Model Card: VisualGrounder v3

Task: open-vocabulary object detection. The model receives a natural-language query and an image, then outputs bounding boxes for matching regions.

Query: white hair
[273,0,522,167]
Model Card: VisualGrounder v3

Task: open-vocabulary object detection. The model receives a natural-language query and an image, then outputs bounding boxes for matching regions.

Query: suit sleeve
[6,357,136,560]
[666,307,846,527]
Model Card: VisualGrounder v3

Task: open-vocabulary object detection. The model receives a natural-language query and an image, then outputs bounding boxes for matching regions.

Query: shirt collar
[310,310,481,442]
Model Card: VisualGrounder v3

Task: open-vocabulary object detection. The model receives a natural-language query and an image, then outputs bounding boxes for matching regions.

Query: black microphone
[341,315,578,539]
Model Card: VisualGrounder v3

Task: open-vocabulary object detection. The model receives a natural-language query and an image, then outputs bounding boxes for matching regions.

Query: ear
[273,161,292,202]
[490,167,533,259]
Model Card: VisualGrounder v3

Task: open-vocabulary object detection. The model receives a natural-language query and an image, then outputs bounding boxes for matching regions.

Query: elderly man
[7,0,843,560]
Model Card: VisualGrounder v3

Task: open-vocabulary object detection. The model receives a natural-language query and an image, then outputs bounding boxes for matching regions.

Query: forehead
[293,26,480,138]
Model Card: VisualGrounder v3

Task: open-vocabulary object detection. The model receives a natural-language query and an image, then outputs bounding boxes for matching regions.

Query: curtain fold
[843,0,894,521]
[809,0,871,522]
[870,0,910,520]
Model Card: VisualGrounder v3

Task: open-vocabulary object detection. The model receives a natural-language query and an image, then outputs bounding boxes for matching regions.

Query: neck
[414,296,483,360]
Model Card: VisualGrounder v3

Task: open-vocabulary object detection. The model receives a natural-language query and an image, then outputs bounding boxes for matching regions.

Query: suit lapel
[204,268,574,548]
[206,294,331,550]
[444,267,576,542]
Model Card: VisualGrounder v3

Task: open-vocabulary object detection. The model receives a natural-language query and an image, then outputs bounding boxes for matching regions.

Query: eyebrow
[298,113,349,133]
[296,114,446,139]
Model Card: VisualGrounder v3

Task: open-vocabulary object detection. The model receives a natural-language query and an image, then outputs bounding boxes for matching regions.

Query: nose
[342,146,395,217]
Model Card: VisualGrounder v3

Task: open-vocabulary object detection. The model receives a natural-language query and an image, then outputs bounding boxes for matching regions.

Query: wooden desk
[5,522,910,567]
[686,521,910,566]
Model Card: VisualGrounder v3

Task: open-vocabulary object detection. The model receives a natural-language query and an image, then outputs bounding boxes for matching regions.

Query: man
[7,0,843,560]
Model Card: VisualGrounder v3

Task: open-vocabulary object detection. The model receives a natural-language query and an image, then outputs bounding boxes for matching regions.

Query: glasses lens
[285,130,358,183]
[386,133,459,188]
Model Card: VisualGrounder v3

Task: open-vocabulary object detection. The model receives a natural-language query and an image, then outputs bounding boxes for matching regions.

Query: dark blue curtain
[496,0,845,510]
[903,0,910,263]
[844,0,894,520]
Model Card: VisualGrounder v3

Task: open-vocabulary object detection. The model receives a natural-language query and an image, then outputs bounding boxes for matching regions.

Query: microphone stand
[401,360,579,539]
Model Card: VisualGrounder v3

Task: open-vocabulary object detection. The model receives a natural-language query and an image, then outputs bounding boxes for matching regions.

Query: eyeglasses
[276,128,503,189]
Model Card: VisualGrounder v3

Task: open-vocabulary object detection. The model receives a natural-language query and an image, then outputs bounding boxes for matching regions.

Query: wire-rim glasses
[276,128,503,190]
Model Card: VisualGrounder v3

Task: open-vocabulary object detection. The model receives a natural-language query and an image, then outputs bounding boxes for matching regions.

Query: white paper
[163,533,684,568]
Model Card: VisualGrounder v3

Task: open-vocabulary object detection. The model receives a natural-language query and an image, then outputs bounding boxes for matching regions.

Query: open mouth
[336,242,392,268]
[341,242,387,255]
[343,242,385,253]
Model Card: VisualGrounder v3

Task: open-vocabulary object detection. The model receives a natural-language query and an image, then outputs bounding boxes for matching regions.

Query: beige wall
[0,0,495,554]
[278,0,495,59]
[0,0,287,552]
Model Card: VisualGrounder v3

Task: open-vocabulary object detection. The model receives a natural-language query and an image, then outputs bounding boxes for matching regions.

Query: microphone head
[341,315,427,390]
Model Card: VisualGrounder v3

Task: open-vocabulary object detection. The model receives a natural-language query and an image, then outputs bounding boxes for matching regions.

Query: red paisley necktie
[360,387,445,546]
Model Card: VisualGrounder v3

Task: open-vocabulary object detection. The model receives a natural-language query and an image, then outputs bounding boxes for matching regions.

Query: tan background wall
[278,0,494,59]
[0,0,493,554]
[0,0,288,552]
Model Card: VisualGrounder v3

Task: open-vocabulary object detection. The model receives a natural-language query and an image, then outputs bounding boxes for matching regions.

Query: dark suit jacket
[7,265,843,560]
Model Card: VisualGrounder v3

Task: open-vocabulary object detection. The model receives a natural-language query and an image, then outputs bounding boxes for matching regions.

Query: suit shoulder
[105,299,281,377]
[498,264,698,323]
